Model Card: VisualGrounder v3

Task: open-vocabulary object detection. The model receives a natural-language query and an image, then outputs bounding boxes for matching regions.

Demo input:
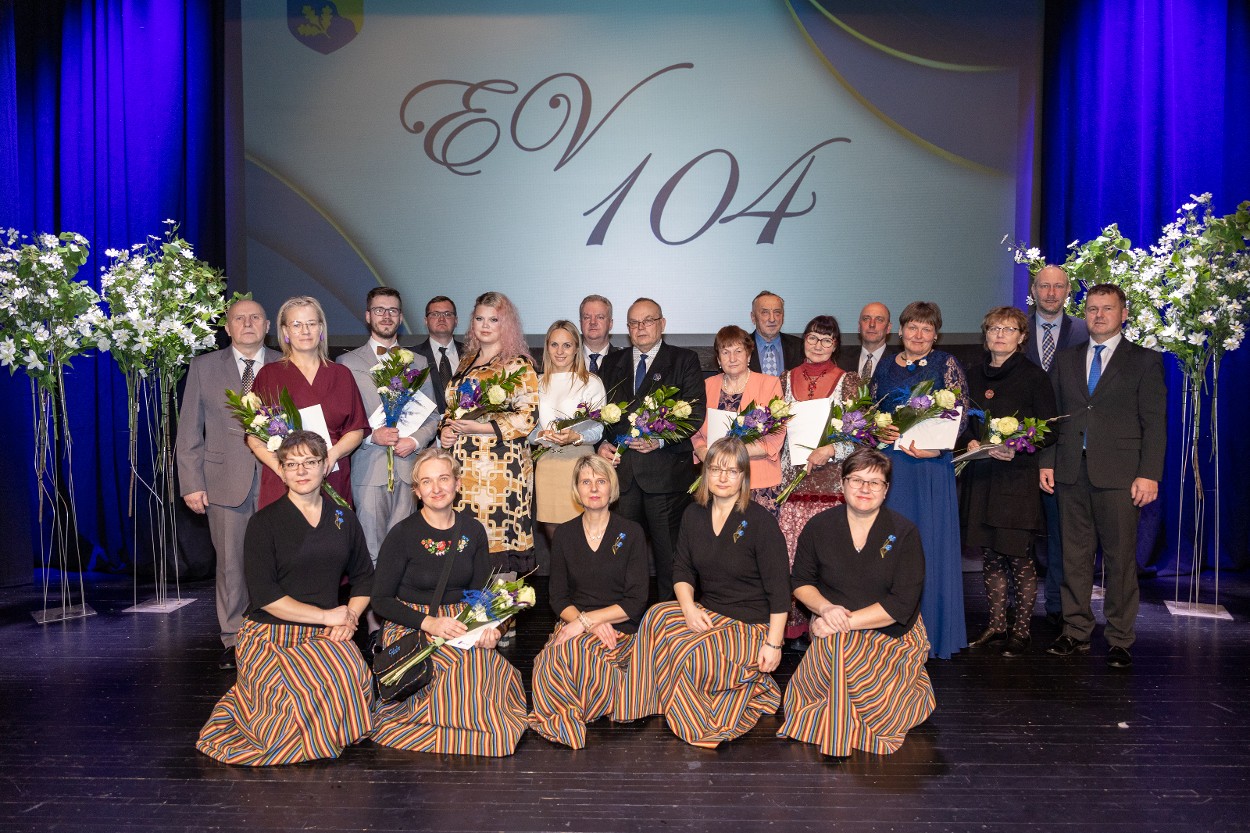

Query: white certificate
[368,390,437,437]
[704,408,737,445]
[297,403,339,472]
[446,618,507,650]
[784,397,835,466]
[895,406,963,451]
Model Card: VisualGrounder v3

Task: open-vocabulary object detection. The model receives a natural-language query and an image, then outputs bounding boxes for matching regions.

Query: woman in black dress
[959,306,1058,656]
[529,454,649,748]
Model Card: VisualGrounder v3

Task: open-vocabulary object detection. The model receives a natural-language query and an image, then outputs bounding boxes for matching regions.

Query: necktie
[861,352,874,379]
[241,358,255,395]
[1087,344,1105,395]
[438,346,452,379]
[762,342,778,376]
[1041,322,1056,370]
[634,353,648,394]
[589,353,600,374]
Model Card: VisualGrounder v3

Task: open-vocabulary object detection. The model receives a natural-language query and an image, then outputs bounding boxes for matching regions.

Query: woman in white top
[530,320,607,543]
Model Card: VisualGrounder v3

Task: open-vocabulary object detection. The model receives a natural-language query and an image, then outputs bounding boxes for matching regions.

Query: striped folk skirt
[528,625,634,749]
[778,617,935,757]
[196,620,374,766]
[616,601,781,748]
[371,603,528,757]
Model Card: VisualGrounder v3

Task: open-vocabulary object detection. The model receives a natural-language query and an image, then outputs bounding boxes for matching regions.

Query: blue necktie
[1041,322,1056,371]
[762,342,778,376]
[589,353,600,374]
[634,353,648,394]
[1087,344,1104,395]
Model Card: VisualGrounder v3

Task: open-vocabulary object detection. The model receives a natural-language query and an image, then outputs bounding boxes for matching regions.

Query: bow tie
[376,345,397,356]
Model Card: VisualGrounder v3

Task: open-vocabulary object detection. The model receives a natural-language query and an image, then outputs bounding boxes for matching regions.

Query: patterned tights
[982,548,1037,638]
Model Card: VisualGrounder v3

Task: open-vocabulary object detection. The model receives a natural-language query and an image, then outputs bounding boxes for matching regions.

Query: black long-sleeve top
[548,513,650,634]
[672,500,791,625]
[792,505,925,638]
[244,496,374,626]
[371,510,492,631]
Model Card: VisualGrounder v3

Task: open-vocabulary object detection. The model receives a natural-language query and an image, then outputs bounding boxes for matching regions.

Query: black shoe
[788,635,810,653]
[1045,612,1063,628]
[969,628,1008,648]
[218,647,237,670]
[1000,636,1030,657]
[1046,635,1091,657]
[1107,646,1133,668]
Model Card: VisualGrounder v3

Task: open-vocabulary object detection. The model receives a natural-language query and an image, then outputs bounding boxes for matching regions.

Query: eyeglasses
[287,320,322,332]
[627,316,662,330]
[282,458,323,472]
[987,326,1021,335]
[844,475,888,493]
[804,334,835,347]
[707,466,743,479]
[426,310,456,319]
[369,306,401,317]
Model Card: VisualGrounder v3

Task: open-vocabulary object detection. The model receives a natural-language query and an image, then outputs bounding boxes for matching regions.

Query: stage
[1,571,1246,833]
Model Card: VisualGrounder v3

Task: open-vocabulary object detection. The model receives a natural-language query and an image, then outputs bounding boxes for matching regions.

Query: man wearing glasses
[413,295,463,412]
[337,288,440,567]
[597,298,706,602]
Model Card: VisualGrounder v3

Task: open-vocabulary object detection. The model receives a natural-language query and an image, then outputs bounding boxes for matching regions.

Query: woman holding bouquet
[439,291,540,574]
[370,448,528,757]
[617,436,790,748]
[196,431,375,766]
[776,315,861,648]
[778,448,935,757]
[691,326,786,516]
[959,306,1057,656]
[248,295,369,509]
[529,455,649,748]
[530,320,606,544]
[870,300,969,660]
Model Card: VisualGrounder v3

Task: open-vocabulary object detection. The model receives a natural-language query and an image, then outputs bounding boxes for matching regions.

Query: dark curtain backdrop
[1,0,1247,586]
[0,0,223,585]
[1041,0,1250,573]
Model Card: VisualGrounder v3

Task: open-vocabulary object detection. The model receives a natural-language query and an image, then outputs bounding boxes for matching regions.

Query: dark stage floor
[1,568,1248,833]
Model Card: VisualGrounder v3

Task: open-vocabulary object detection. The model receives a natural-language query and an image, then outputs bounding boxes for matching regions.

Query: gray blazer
[337,344,440,488]
[176,346,281,507]
[1041,338,1167,490]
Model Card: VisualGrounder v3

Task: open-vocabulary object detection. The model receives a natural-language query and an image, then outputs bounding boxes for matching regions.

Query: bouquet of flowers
[224,386,349,507]
[447,365,528,421]
[775,383,877,505]
[612,385,697,460]
[873,380,961,436]
[531,399,625,461]
[375,573,537,688]
[369,348,430,491]
[954,412,1057,476]
[690,396,792,493]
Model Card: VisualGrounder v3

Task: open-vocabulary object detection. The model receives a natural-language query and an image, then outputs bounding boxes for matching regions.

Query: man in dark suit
[1023,265,1089,624]
[597,298,706,602]
[1040,283,1166,668]
[842,302,895,375]
[176,297,280,669]
[413,295,463,412]
[747,290,803,375]
[579,294,621,374]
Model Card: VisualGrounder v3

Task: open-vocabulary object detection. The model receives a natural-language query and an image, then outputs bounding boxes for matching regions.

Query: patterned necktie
[1041,322,1057,370]
[762,342,778,376]
[1087,344,1105,395]
[438,346,451,379]
[589,353,600,373]
[240,358,255,395]
[861,352,874,379]
[634,353,648,394]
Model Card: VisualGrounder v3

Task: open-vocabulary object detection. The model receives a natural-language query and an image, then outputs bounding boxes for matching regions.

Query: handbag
[372,528,460,702]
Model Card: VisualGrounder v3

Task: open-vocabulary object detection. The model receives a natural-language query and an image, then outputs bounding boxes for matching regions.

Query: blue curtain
[0,0,222,583]
[1041,0,1250,571]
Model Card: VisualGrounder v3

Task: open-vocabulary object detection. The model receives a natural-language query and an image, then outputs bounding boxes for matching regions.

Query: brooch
[611,532,627,555]
[651,372,662,381]
[457,535,471,552]
[879,534,896,558]
[421,538,450,556]
[334,509,344,530]
[732,520,748,543]
[985,389,995,400]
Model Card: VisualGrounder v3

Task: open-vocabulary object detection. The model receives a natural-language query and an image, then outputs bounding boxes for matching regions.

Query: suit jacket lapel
[1090,340,1129,399]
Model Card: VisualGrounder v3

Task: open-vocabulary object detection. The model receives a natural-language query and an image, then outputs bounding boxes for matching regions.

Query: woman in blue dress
[870,301,968,659]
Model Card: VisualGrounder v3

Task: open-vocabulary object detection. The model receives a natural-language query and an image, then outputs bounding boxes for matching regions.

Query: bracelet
[577,613,595,631]
[762,640,782,651]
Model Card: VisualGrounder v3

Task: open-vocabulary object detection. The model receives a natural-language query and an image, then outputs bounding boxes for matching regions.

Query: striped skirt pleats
[528,625,634,749]
[778,617,935,756]
[616,601,781,748]
[196,620,374,766]
[371,603,527,757]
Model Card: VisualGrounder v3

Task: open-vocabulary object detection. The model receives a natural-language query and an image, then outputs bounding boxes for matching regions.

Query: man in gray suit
[176,297,279,669]
[1040,283,1166,668]
[338,287,440,564]
[1024,265,1089,624]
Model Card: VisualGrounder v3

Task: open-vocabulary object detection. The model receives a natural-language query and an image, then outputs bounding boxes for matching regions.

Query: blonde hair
[694,436,751,513]
[571,454,620,507]
[410,447,462,491]
[540,320,590,391]
[276,295,329,362]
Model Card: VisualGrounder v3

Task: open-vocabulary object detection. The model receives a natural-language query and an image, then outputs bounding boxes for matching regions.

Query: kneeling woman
[197,431,375,766]
[778,448,935,757]
[370,448,528,756]
[529,455,649,748]
[616,437,790,748]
